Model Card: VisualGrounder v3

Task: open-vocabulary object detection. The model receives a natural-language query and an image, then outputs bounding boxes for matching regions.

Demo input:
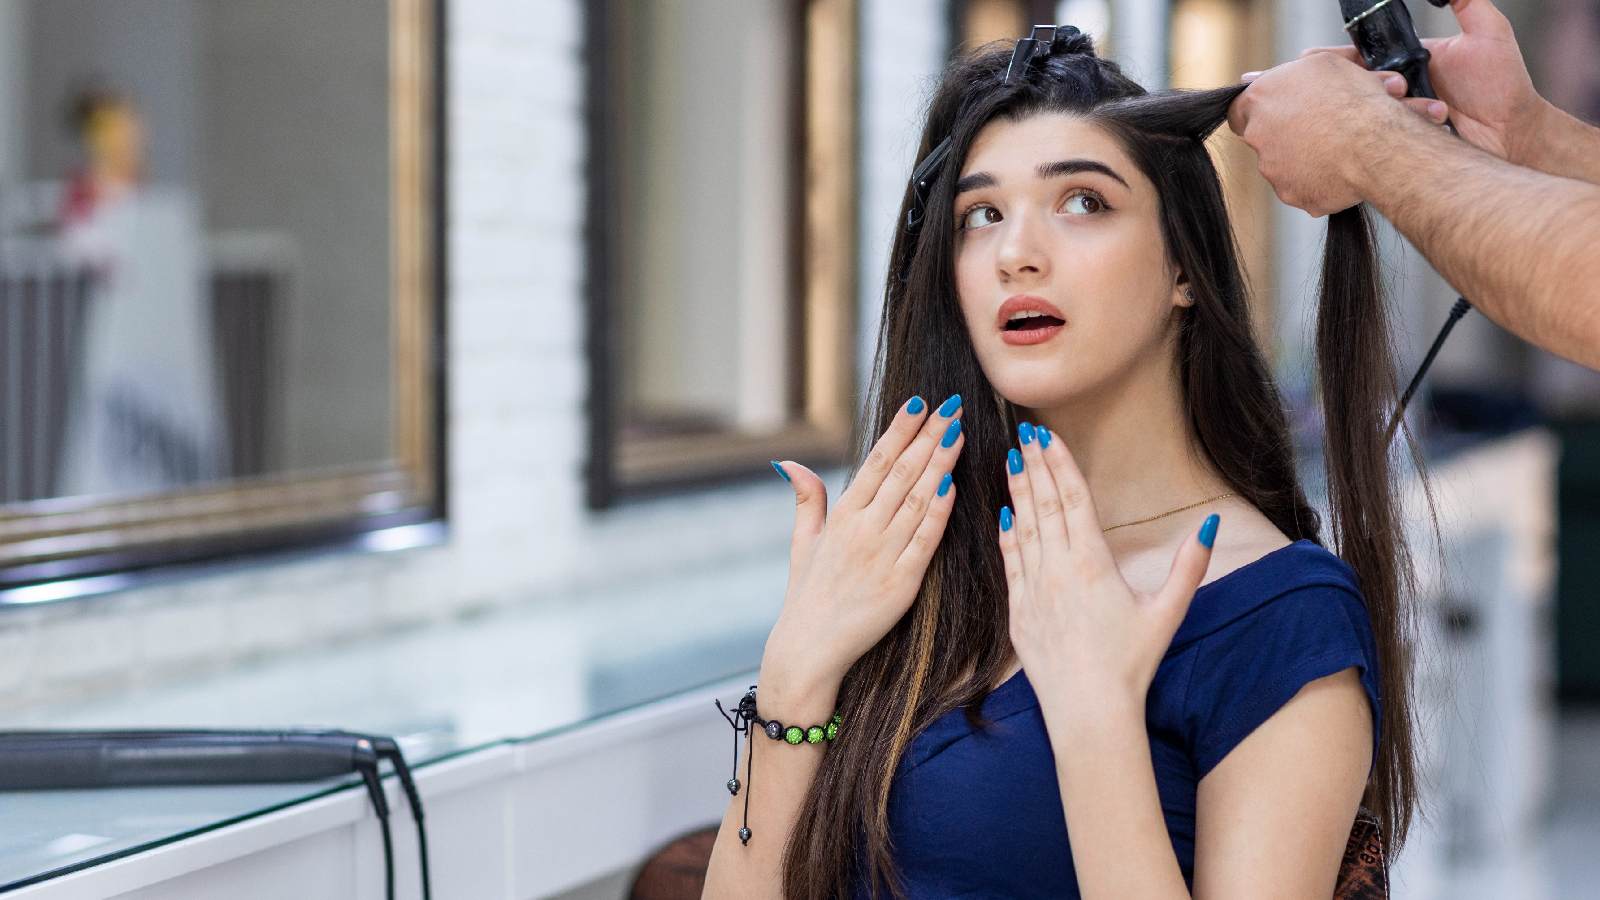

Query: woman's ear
[1172,277,1196,308]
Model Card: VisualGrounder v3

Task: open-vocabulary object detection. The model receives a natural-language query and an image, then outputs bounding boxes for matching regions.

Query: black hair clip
[904,136,952,235]
[1004,25,1073,85]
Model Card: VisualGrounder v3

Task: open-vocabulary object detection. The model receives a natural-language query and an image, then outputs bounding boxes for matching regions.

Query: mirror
[0,0,442,592]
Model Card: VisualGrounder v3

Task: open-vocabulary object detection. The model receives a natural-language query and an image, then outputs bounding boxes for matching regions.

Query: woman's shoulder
[1166,536,1384,778]
[1165,536,1367,656]
[1209,535,1360,593]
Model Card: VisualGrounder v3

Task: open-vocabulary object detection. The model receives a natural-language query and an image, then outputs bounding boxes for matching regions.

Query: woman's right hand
[765,394,967,690]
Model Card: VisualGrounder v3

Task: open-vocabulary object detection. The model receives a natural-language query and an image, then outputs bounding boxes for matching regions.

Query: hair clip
[904,136,952,235]
[1004,25,1063,85]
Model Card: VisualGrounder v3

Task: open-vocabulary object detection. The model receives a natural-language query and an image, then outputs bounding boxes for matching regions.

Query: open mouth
[1002,315,1066,332]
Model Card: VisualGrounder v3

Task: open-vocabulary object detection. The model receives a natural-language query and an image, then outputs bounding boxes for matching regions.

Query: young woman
[704,28,1421,899]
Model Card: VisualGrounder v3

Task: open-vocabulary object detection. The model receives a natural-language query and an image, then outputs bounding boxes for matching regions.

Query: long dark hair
[782,32,1423,900]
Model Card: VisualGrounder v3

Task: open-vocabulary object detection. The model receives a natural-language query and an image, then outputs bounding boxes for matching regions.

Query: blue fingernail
[941,418,962,448]
[906,395,925,415]
[937,473,953,497]
[1018,422,1035,445]
[771,460,790,483]
[937,393,963,417]
[1198,513,1220,548]
[1000,506,1014,531]
[1007,448,1023,474]
[1038,427,1051,449]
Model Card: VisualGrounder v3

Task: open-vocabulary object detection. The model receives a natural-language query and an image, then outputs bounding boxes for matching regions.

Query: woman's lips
[995,294,1067,346]
[1000,322,1064,345]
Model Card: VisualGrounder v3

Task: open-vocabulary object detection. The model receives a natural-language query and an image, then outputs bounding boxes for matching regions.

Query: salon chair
[627,807,1388,899]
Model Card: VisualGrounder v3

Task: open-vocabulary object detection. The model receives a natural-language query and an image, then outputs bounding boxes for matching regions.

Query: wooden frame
[0,0,448,594]
[584,0,860,508]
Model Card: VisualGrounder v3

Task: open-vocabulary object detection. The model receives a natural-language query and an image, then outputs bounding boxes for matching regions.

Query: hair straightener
[0,729,431,900]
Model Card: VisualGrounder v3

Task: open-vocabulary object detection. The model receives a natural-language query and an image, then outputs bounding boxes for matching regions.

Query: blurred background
[0,0,1594,898]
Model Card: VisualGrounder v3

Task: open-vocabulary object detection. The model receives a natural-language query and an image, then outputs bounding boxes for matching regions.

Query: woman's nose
[996,209,1050,282]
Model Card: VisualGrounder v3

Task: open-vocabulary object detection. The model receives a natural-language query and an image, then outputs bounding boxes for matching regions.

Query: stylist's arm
[1227,0,1600,370]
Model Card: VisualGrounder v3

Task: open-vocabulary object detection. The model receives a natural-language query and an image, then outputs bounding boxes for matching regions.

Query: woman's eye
[1062,191,1106,215]
[959,205,1001,230]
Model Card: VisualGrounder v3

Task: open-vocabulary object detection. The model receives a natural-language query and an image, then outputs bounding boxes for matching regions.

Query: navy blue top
[851,539,1382,899]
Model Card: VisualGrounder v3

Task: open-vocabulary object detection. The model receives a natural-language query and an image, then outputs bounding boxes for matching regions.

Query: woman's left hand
[998,422,1220,711]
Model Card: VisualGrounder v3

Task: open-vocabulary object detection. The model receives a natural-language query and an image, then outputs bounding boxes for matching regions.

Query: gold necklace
[1100,492,1236,533]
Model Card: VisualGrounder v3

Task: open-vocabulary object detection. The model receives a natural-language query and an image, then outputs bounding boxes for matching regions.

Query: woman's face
[951,112,1191,410]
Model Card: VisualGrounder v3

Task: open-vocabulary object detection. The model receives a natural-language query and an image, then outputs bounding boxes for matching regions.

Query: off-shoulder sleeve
[1182,584,1382,779]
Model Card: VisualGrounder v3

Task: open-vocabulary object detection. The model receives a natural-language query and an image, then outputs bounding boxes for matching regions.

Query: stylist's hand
[997,422,1218,710]
[765,394,966,690]
[1291,0,1542,166]
[1228,52,1441,216]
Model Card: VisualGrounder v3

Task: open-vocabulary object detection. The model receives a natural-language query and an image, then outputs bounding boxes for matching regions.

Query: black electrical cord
[1387,296,1473,443]
[366,736,432,900]
[356,754,395,900]
[268,730,431,899]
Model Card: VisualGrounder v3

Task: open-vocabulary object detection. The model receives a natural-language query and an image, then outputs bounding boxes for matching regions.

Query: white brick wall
[858,0,946,369]
[1,0,953,710]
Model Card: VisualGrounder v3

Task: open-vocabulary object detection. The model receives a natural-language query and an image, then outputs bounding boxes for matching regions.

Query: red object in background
[58,168,100,227]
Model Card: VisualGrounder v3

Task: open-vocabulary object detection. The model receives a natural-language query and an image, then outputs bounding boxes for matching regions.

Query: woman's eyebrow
[1037,158,1130,188]
[953,158,1131,197]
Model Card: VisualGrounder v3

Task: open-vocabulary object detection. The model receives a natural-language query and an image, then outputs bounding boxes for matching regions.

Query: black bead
[726,777,740,795]
[738,826,752,845]
[765,720,783,740]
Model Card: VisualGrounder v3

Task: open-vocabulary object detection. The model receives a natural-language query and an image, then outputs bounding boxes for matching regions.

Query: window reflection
[54,87,226,496]
[0,0,396,504]
[0,0,440,588]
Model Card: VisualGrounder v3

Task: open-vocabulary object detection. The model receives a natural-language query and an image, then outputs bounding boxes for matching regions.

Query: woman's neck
[1028,355,1226,541]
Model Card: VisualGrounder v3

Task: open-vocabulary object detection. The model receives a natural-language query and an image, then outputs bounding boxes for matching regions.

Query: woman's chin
[976,341,1108,407]
[990,376,1090,412]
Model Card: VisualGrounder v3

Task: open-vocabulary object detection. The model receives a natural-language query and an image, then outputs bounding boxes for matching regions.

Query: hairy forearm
[1352,106,1600,370]
[1518,100,1600,186]
[701,666,840,900]
[1045,694,1190,900]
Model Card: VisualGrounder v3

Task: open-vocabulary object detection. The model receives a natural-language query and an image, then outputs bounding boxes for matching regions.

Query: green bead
[831,713,843,725]
[825,721,838,741]
[784,726,804,744]
[806,726,825,744]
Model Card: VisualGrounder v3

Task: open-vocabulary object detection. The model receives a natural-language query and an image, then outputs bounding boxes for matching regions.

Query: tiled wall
[0,0,950,710]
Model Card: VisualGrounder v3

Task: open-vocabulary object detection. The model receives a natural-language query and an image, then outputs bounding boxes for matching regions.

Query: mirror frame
[0,0,448,599]
[582,0,860,509]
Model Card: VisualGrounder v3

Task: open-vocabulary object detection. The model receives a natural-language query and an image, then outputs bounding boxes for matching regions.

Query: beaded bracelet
[714,684,841,845]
